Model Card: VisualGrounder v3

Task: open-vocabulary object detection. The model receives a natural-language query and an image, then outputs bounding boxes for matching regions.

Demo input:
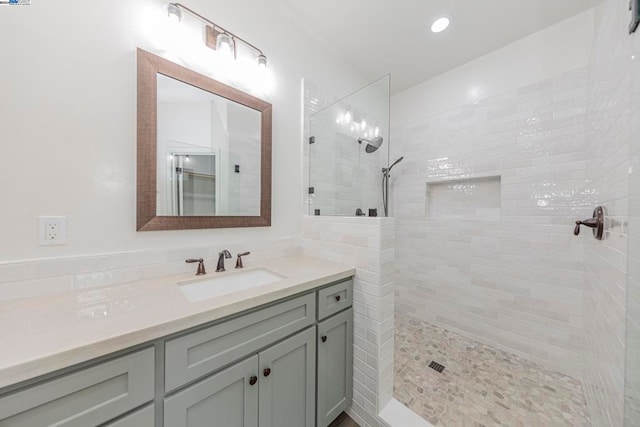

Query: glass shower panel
[308,75,390,216]
[625,19,640,424]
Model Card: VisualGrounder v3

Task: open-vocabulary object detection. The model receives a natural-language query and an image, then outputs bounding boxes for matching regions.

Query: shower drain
[428,361,445,373]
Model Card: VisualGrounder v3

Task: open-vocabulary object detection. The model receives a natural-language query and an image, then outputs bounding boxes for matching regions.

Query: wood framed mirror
[137,49,272,231]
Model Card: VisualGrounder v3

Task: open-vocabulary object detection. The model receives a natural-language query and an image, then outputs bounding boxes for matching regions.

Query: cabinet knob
[263,368,271,377]
[321,335,327,343]
[249,376,258,386]
[335,295,341,302]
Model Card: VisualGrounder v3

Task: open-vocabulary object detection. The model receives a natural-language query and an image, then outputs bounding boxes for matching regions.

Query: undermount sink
[178,267,288,303]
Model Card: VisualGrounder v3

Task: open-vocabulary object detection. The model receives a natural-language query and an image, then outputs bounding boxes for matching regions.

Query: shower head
[388,156,404,171]
[358,136,384,153]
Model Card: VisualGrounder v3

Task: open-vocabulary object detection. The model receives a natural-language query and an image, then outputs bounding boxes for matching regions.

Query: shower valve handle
[573,206,604,240]
[574,219,597,235]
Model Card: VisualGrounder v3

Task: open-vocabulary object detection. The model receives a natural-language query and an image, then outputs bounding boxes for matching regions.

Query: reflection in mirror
[167,154,216,216]
[137,49,272,231]
[156,74,261,217]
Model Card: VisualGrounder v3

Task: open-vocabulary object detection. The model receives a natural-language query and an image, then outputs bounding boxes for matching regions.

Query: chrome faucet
[216,250,232,272]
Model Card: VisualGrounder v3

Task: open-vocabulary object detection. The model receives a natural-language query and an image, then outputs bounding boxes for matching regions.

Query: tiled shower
[389,0,639,425]
[305,0,640,425]
[392,66,589,379]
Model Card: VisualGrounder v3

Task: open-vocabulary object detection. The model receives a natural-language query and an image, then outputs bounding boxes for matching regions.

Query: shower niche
[426,175,502,219]
[305,75,391,217]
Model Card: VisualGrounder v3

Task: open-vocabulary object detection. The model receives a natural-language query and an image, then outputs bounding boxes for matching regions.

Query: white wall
[392,8,595,123]
[390,10,596,379]
[0,0,366,262]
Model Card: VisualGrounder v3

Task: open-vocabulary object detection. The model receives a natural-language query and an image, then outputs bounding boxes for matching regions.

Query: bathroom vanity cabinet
[0,277,354,427]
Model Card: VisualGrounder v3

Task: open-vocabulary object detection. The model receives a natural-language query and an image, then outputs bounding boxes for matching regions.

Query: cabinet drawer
[0,348,154,427]
[317,279,353,321]
[104,404,154,427]
[165,293,316,392]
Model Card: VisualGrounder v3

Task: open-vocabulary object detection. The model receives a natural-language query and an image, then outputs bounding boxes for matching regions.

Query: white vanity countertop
[0,255,355,390]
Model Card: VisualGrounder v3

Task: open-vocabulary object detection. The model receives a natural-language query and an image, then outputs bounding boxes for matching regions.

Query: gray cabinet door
[258,327,316,427]
[317,309,353,427]
[164,355,259,427]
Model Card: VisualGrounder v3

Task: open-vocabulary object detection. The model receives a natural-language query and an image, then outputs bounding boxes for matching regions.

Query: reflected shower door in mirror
[137,49,272,231]
[166,154,216,216]
[156,74,261,218]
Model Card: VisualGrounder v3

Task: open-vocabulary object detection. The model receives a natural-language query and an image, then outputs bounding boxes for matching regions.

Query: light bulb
[431,17,450,33]
[361,119,367,129]
[167,3,182,23]
[345,109,352,124]
[256,54,268,69]
[216,33,235,59]
[375,126,380,136]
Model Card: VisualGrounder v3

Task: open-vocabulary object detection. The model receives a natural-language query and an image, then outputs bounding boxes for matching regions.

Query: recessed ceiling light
[431,17,450,33]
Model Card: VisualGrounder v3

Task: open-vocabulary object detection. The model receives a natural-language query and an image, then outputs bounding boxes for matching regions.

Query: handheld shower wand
[386,156,404,173]
[382,156,404,217]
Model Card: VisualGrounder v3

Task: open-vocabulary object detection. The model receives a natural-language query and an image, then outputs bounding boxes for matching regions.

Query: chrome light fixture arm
[168,3,267,64]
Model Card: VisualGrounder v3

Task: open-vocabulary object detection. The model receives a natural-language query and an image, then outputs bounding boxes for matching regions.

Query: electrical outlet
[39,216,68,245]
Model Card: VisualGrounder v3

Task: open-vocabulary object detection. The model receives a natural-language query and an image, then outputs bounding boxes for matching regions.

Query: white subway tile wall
[0,237,301,301]
[392,65,591,379]
[426,176,502,220]
[584,1,634,425]
[302,216,394,427]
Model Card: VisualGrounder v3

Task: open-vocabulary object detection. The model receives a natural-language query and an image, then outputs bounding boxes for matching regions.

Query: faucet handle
[236,252,250,269]
[185,258,206,275]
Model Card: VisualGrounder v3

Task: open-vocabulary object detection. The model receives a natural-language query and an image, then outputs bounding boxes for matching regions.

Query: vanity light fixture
[166,2,268,68]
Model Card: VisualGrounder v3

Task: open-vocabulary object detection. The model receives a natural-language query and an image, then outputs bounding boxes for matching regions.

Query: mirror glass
[156,74,261,217]
[137,49,271,231]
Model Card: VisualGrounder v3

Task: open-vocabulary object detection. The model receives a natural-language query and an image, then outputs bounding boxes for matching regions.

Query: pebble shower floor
[394,313,591,426]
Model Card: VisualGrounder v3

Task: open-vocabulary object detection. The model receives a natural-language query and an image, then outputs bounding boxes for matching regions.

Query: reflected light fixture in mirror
[166,3,268,68]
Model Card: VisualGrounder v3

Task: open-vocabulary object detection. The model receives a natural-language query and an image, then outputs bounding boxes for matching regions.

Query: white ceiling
[283,0,596,94]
